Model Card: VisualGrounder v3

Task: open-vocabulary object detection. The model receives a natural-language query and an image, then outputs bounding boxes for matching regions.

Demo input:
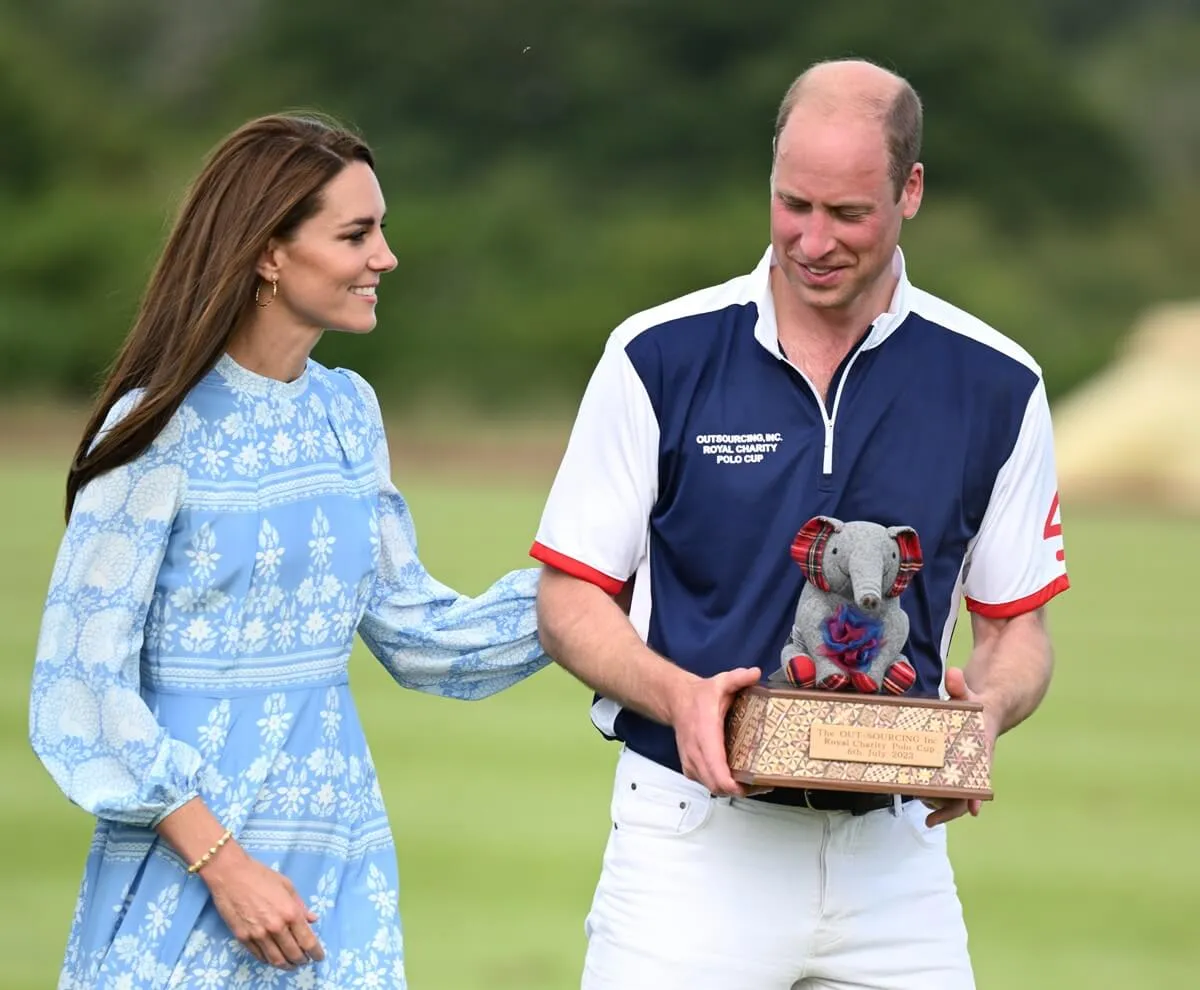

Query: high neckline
[214,352,311,399]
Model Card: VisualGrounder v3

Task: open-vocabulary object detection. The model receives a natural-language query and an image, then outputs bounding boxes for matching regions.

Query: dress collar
[213,352,312,400]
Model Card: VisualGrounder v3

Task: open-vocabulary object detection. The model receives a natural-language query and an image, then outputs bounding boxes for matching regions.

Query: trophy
[725,517,993,802]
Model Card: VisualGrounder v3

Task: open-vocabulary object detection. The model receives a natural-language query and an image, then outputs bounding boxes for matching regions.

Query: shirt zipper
[791,342,868,476]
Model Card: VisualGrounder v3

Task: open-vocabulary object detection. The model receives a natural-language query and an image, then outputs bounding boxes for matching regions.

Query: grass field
[1,454,1195,989]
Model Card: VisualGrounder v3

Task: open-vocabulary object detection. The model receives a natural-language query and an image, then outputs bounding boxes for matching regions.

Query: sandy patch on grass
[1054,299,1200,515]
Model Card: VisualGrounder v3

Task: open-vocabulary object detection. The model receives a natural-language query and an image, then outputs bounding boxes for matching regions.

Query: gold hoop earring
[255,277,278,308]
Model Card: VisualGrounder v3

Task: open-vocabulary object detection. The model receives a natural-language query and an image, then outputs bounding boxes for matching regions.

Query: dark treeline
[3,0,1198,410]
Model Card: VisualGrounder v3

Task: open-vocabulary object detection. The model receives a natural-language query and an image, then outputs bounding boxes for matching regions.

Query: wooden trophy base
[725,685,993,802]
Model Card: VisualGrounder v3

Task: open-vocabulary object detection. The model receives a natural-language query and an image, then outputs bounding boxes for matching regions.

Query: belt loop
[890,794,902,817]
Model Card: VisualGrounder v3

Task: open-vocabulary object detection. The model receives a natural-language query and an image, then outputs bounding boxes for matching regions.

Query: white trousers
[581,747,975,990]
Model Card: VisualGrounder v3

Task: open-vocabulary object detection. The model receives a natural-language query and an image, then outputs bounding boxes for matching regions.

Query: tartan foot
[785,655,816,688]
[818,672,851,691]
[849,671,879,693]
[882,661,916,696]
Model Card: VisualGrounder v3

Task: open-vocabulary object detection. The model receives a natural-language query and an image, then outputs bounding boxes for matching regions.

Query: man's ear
[901,163,924,220]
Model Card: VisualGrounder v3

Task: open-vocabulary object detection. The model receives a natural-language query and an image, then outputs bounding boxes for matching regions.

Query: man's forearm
[965,608,1055,736]
[535,566,695,726]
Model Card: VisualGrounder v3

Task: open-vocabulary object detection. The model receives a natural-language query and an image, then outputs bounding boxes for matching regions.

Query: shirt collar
[751,244,912,358]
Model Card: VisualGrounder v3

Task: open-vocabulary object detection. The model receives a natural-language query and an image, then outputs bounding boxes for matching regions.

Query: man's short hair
[773,62,923,201]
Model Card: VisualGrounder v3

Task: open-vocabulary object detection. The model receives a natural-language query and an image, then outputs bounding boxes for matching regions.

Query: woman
[29,112,548,988]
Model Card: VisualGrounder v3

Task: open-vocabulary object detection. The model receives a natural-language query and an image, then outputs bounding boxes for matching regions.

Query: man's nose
[797,214,836,260]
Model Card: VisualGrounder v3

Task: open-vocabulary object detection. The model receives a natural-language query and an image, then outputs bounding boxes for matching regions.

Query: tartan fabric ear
[789,516,842,591]
[885,526,923,597]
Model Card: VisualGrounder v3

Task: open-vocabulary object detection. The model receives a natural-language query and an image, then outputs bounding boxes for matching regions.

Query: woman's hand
[156,798,326,969]
[201,844,325,969]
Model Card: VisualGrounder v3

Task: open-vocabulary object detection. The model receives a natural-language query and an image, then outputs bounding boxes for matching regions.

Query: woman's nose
[374,239,398,273]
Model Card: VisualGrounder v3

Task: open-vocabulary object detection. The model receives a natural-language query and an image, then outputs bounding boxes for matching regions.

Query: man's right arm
[536,566,760,796]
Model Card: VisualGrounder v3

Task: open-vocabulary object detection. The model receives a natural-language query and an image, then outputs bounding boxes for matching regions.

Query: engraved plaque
[725,685,993,801]
[809,723,946,768]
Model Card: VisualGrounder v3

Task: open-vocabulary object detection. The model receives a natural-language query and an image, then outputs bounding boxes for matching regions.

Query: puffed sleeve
[343,371,550,699]
[29,392,203,827]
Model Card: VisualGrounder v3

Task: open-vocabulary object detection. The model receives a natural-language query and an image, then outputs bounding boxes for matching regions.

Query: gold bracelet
[186,828,233,875]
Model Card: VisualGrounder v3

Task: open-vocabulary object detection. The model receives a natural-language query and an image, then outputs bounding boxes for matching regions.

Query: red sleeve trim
[529,541,626,596]
[966,573,1070,619]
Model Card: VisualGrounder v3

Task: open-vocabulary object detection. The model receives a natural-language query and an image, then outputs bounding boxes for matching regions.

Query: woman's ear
[256,238,284,284]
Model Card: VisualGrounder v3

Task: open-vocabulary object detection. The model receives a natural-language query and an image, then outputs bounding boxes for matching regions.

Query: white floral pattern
[31,354,548,988]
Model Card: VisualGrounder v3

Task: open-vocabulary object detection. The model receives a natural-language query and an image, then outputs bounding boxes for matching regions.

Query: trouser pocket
[610,750,714,838]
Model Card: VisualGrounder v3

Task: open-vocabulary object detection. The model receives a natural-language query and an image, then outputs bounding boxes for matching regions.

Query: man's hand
[921,666,999,827]
[669,666,762,797]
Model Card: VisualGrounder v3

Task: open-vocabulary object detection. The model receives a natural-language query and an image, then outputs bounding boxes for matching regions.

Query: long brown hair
[65,112,375,519]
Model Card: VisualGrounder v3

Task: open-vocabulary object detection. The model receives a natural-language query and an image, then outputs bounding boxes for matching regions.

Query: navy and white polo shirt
[530,245,1070,775]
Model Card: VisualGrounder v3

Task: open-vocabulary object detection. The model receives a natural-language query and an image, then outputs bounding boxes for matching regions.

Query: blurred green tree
[237,0,1145,231]
[0,0,1196,409]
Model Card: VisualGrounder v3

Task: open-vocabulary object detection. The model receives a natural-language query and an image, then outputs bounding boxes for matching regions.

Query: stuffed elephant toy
[768,515,923,695]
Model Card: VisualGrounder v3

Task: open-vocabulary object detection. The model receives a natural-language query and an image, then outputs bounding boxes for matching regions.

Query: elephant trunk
[849,556,883,613]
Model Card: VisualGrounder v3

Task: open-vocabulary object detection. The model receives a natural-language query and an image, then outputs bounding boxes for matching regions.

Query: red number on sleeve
[1043,492,1065,562]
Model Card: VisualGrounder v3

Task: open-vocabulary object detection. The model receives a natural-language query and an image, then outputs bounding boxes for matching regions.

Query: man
[530,58,1069,989]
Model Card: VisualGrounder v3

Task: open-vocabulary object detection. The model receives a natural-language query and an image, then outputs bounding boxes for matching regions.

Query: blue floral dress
[29,354,549,989]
